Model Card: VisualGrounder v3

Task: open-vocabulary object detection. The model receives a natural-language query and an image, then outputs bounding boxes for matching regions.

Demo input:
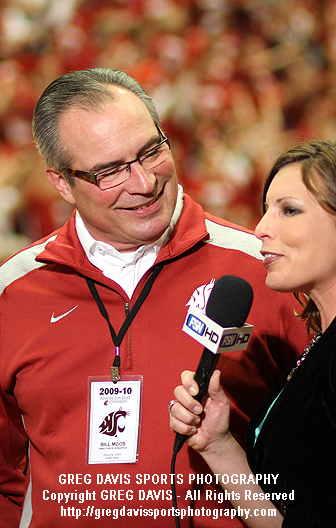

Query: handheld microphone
[173,275,253,453]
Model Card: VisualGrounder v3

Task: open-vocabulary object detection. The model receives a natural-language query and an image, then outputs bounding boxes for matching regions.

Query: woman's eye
[283,206,300,216]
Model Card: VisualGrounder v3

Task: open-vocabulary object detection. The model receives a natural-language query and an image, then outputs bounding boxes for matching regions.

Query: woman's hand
[169,370,232,455]
[170,371,284,528]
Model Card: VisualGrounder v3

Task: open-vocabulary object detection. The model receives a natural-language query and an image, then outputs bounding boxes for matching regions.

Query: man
[0,68,308,527]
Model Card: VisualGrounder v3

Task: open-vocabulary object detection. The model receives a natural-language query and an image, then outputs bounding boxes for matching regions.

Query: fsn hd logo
[186,314,219,343]
[187,314,205,335]
[220,332,250,348]
[183,307,253,353]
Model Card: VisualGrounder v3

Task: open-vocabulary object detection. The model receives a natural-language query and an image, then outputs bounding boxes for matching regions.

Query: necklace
[286,332,322,382]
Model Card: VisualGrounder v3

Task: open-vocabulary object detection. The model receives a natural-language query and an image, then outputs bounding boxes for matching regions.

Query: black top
[246,318,336,527]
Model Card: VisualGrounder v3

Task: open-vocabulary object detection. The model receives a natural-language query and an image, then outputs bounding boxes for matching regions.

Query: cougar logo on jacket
[185,278,215,313]
[99,409,128,437]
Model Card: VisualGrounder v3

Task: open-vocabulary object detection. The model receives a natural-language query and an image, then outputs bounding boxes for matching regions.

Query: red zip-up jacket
[0,194,309,527]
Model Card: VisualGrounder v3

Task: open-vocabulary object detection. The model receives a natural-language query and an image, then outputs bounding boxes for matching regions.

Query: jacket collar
[36,193,209,282]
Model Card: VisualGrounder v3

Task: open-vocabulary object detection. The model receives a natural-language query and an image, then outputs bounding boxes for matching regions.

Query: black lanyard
[86,262,165,381]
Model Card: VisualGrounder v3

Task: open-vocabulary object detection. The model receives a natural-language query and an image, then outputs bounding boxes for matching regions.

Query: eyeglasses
[62,135,171,190]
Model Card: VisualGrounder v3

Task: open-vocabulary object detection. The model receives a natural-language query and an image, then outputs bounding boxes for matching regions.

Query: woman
[170,140,336,527]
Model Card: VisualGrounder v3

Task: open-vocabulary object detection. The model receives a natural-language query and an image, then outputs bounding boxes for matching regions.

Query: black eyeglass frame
[61,132,170,189]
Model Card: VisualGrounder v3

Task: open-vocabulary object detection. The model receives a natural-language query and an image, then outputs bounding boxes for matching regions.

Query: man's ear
[46,169,76,205]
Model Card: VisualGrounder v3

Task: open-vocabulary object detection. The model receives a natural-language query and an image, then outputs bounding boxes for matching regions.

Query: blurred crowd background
[0,0,336,261]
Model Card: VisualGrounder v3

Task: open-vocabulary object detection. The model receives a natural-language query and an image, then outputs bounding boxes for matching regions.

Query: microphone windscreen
[206,275,253,328]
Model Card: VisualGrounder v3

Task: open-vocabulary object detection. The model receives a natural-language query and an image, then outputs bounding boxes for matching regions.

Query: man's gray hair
[32,68,162,173]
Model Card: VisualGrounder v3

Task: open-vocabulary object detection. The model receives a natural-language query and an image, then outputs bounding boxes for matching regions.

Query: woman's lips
[262,253,282,267]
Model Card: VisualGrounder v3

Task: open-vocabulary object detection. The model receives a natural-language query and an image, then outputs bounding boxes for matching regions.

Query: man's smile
[122,187,164,211]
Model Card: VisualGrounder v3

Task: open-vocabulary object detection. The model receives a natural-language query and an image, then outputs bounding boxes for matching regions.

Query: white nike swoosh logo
[50,306,78,323]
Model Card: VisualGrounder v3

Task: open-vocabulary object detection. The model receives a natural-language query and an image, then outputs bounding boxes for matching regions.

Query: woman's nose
[255,211,273,240]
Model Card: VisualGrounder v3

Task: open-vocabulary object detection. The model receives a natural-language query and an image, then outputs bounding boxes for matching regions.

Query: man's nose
[124,161,156,192]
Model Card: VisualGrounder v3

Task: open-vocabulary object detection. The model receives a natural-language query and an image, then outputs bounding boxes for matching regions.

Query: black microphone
[173,275,253,453]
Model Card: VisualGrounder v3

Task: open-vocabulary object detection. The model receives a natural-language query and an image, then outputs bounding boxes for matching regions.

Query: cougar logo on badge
[186,278,215,313]
[99,409,129,437]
